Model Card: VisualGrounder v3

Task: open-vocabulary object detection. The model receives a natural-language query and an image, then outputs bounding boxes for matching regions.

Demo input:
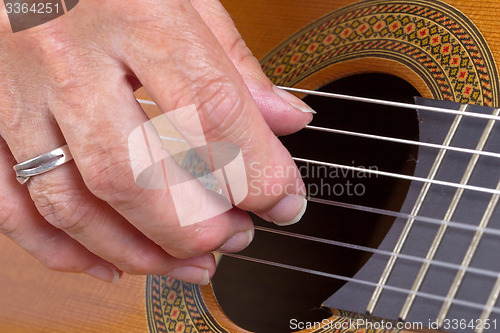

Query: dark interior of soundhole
[212,73,420,332]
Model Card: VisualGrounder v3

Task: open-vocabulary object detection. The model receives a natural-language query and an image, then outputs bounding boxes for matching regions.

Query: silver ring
[13,145,73,184]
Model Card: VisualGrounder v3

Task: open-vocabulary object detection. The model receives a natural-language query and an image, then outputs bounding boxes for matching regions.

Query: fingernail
[85,266,121,284]
[169,267,210,285]
[273,86,317,114]
[266,195,308,226]
[219,230,254,252]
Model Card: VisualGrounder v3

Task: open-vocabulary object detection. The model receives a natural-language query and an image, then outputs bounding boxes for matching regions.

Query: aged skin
[0,0,314,284]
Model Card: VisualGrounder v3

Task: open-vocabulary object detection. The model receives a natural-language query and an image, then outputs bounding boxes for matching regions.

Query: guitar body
[1,0,499,332]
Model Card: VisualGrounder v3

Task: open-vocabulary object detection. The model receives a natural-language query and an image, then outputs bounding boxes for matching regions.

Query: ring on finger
[13,145,73,184]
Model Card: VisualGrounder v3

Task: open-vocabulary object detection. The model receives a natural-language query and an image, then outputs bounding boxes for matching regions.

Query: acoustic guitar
[1,0,499,332]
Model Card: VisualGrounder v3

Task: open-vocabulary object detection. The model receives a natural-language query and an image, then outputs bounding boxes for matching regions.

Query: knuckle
[25,27,100,100]
[81,147,140,205]
[189,77,249,144]
[227,36,254,65]
[29,31,82,90]
[30,182,89,234]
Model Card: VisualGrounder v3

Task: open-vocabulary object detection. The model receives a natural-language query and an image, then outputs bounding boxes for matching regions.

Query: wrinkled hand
[0,0,313,284]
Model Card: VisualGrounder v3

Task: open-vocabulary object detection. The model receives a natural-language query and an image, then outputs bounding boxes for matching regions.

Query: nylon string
[137,89,500,317]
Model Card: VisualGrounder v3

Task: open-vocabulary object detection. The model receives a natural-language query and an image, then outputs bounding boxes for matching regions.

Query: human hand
[0,0,314,284]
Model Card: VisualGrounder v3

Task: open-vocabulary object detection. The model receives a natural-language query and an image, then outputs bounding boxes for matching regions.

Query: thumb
[190,0,316,136]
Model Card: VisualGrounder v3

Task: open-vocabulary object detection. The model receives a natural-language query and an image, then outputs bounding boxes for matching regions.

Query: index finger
[124,0,307,224]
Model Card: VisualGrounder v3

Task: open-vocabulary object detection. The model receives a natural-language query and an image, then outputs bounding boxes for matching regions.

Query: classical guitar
[1,0,499,332]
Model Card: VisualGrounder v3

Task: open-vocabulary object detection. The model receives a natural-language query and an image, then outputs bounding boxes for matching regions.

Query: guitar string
[296,113,500,307]
[137,99,500,196]
[153,122,500,237]
[310,192,499,330]
[161,125,500,196]
[305,97,499,322]
[307,197,500,237]
[368,105,468,314]
[425,109,500,325]
[400,108,499,321]
[440,180,500,331]
[296,99,498,320]
[479,275,500,333]
[216,251,500,316]
[137,95,500,318]
[304,125,500,160]
[278,86,500,122]
[299,95,500,321]
[138,99,500,231]
[250,221,500,325]
[253,225,500,279]
[293,157,500,195]
[442,110,500,332]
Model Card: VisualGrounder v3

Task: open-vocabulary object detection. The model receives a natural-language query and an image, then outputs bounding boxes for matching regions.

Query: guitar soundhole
[212,74,420,332]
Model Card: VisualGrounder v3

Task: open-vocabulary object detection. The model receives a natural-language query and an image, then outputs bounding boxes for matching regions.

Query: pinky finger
[0,138,122,283]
